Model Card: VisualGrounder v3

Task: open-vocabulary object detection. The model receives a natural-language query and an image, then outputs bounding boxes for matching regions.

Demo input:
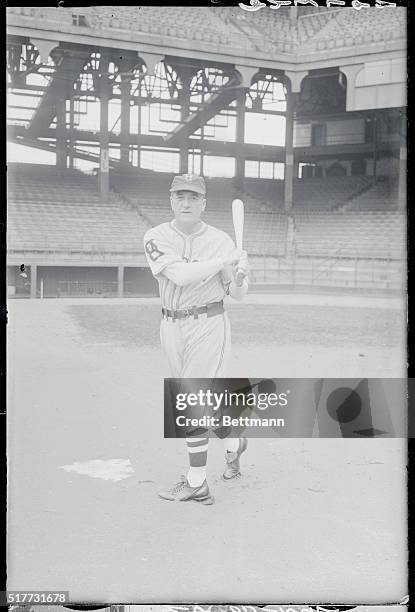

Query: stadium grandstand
[6,4,406,298]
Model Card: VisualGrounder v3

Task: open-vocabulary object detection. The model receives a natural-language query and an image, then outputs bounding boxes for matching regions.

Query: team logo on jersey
[145,239,165,261]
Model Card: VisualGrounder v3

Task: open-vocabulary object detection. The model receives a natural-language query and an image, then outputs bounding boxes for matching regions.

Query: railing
[249,254,404,291]
[7,247,144,263]
[295,133,366,147]
[295,133,402,147]
[57,281,117,297]
[7,255,404,298]
[310,247,347,283]
[56,281,152,297]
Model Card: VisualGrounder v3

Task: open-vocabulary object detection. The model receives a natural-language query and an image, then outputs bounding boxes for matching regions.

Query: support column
[52,48,90,168]
[373,114,378,181]
[120,74,132,167]
[30,264,37,299]
[137,100,142,169]
[398,147,407,211]
[138,53,163,169]
[283,71,308,212]
[118,53,141,168]
[167,62,200,175]
[398,111,407,211]
[284,89,297,212]
[117,265,124,298]
[56,92,67,170]
[179,72,192,175]
[339,64,364,112]
[235,91,246,190]
[99,51,110,203]
[69,87,75,169]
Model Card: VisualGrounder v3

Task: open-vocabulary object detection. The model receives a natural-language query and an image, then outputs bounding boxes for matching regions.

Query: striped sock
[186,437,208,487]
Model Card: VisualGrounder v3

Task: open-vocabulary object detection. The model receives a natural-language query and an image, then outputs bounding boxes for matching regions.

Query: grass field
[7,296,407,604]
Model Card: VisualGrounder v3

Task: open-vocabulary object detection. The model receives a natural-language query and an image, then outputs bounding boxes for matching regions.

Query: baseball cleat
[223,437,248,480]
[158,476,215,505]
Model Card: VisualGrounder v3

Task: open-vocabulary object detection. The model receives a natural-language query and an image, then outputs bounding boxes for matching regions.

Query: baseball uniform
[144,219,236,377]
[145,173,249,503]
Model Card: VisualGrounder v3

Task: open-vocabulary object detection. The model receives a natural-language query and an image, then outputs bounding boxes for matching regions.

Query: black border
[2,0,8,606]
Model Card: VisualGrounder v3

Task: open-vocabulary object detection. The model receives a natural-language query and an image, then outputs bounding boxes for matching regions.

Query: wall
[124,267,158,296]
[38,266,117,297]
[326,119,365,145]
[294,118,365,147]
[351,58,406,111]
[375,156,400,177]
[7,265,160,298]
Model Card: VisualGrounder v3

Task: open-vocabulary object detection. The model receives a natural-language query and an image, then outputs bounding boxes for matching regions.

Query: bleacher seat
[241,176,373,211]
[7,164,150,253]
[294,212,405,260]
[110,170,286,256]
[293,176,373,210]
[345,178,401,211]
[88,6,240,47]
[8,6,405,55]
[8,165,405,265]
[303,7,406,52]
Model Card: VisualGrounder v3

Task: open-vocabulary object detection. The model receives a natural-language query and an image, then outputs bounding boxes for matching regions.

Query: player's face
[170,190,206,228]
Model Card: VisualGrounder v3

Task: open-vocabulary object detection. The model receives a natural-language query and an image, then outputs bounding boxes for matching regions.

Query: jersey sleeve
[220,233,237,291]
[143,227,182,277]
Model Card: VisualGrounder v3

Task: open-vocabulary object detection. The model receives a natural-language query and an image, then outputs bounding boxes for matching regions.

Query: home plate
[60,458,134,482]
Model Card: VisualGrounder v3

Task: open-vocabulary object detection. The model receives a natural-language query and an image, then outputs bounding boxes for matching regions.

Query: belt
[162,300,224,321]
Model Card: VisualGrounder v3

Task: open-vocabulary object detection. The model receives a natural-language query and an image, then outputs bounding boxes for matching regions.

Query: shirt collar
[171,219,207,238]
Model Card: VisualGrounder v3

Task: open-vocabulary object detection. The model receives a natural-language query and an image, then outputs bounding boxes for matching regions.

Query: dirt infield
[7,296,407,604]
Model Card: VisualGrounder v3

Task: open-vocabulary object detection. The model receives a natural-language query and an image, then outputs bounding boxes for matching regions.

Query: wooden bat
[232,198,245,283]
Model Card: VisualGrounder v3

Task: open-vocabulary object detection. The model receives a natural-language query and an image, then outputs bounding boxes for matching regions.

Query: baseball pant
[160,311,231,378]
[161,311,234,480]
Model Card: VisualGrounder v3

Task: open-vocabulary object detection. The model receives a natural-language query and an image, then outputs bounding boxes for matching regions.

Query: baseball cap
[170,173,206,195]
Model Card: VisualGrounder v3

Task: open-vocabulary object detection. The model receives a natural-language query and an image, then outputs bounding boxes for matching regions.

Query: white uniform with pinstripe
[144,219,235,377]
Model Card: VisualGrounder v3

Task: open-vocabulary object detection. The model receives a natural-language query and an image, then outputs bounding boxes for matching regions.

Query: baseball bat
[232,198,245,283]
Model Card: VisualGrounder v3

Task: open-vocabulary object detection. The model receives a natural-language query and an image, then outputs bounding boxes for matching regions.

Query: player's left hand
[233,250,249,285]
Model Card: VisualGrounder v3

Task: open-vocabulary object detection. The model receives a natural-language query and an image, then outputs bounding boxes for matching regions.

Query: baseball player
[143,173,249,505]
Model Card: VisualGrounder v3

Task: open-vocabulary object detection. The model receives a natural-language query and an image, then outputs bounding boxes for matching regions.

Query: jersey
[143,220,235,310]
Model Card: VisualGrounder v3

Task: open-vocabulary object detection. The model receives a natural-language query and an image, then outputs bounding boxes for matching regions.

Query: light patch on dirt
[60,458,134,482]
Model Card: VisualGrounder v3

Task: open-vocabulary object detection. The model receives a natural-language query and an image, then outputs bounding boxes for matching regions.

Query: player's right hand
[221,250,243,268]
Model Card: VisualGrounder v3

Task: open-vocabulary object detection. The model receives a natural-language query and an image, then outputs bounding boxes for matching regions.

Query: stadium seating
[240,179,284,210]
[110,170,286,256]
[8,6,405,55]
[7,164,150,253]
[297,9,342,44]
[344,178,401,211]
[8,165,404,264]
[221,6,301,53]
[87,6,242,47]
[241,176,373,211]
[293,176,373,210]
[218,6,340,52]
[303,7,406,52]
[293,212,405,260]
